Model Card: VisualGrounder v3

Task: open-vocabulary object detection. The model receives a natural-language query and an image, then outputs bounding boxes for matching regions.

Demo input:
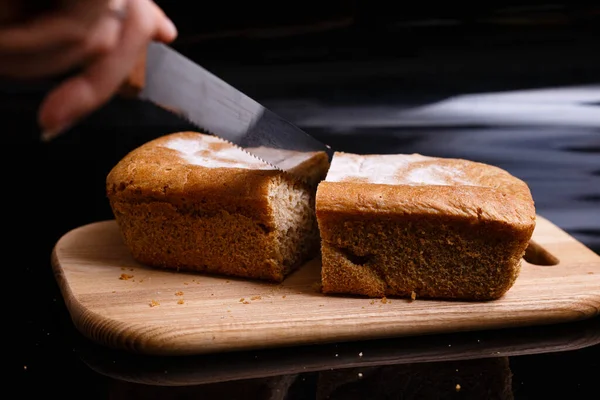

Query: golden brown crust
[316,152,536,300]
[106,131,329,282]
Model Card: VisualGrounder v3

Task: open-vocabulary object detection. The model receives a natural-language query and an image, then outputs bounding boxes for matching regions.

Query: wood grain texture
[51,215,600,356]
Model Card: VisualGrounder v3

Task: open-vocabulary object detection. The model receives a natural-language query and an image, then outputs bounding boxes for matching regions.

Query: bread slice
[106,131,330,282]
[315,152,536,300]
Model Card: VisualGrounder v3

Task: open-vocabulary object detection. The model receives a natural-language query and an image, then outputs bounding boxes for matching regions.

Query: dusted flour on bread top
[163,133,321,172]
[325,152,478,186]
[163,134,276,170]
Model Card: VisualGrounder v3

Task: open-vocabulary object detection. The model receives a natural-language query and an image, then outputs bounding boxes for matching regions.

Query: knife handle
[118,48,147,98]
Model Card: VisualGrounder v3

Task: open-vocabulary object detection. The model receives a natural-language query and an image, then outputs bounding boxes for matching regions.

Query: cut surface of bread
[316,152,536,300]
[106,131,330,282]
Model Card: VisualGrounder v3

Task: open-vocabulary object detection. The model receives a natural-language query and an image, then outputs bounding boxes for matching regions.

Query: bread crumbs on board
[149,299,160,307]
[410,291,417,301]
[381,297,389,304]
[119,273,133,280]
[251,295,262,301]
[175,291,184,296]
[177,299,184,305]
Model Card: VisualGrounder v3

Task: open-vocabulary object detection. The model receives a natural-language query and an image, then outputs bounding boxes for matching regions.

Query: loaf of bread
[315,152,536,300]
[106,131,329,282]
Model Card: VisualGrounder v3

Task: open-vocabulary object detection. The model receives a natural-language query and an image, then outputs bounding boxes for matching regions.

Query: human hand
[0,0,178,139]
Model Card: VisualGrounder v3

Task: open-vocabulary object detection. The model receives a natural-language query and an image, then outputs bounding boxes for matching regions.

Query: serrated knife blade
[136,42,333,176]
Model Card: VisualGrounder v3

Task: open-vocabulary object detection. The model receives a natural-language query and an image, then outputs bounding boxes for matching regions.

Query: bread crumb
[184,282,189,285]
[226,280,230,283]
[455,384,461,392]
[381,297,388,304]
[177,299,184,305]
[282,295,287,299]
[239,298,245,302]
[119,273,133,280]
[369,300,375,305]
[588,272,594,274]
[227,310,231,312]
[175,291,184,296]
[251,295,261,301]
[112,291,116,293]
[149,299,160,307]
[243,301,250,304]
[410,291,417,301]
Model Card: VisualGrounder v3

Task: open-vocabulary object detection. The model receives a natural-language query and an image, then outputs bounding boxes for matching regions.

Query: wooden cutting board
[52,215,600,356]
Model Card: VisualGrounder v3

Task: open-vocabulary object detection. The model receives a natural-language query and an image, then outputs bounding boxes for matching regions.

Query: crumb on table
[251,295,261,301]
[175,291,184,296]
[410,291,417,301]
[149,299,160,307]
[119,273,134,280]
[177,299,184,305]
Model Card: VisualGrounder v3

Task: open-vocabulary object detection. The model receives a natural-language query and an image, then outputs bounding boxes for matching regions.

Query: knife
[124,42,333,178]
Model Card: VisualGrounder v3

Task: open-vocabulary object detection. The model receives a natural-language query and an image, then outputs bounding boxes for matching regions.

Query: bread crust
[106,131,329,282]
[316,152,536,300]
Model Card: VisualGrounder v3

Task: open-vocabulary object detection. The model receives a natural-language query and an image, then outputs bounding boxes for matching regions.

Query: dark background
[9,1,600,398]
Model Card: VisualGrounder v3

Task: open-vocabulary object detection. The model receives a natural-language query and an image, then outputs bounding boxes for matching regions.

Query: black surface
[9,16,600,399]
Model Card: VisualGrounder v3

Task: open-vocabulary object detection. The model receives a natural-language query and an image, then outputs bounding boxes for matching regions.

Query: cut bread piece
[106,131,330,282]
[315,152,536,300]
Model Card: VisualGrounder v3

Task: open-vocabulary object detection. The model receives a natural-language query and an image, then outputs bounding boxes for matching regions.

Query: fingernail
[166,17,178,39]
[40,124,71,142]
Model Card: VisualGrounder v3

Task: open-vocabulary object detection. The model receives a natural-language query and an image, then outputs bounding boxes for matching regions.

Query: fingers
[0,12,122,79]
[38,0,177,137]
[148,1,177,43]
[0,15,84,53]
